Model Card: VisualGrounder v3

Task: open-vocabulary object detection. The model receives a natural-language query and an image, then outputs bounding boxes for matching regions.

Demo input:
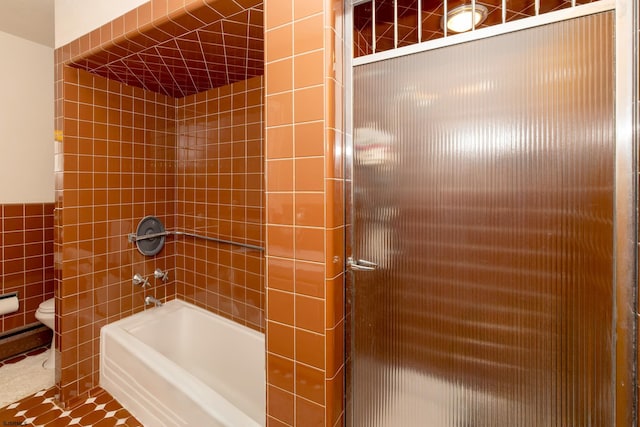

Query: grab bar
[127,230,264,252]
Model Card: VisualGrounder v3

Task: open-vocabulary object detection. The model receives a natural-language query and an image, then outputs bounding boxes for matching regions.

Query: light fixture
[442,4,489,34]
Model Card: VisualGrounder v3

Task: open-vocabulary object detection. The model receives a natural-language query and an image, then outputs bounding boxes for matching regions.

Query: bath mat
[0,351,54,408]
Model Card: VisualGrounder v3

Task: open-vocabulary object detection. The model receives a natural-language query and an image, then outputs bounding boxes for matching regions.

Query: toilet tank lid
[39,298,54,312]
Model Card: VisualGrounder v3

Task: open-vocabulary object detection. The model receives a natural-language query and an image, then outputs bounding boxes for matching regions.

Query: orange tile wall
[264,0,346,425]
[1,203,55,334]
[175,76,265,331]
[55,13,267,408]
[55,0,347,422]
[55,65,176,406]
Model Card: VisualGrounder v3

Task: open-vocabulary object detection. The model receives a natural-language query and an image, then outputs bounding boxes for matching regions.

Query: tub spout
[144,296,163,307]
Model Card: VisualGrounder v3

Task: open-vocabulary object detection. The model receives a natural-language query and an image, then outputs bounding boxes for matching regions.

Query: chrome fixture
[154,268,169,282]
[144,296,163,307]
[132,273,150,288]
[128,229,264,252]
[442,4,488,33]
[347,257,378,271]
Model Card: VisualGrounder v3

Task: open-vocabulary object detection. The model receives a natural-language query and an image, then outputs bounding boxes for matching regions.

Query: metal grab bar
[127,230,264,252]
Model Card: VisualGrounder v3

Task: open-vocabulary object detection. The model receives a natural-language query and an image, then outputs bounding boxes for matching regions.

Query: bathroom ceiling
[354,0,598,54]
[70,0,263,98]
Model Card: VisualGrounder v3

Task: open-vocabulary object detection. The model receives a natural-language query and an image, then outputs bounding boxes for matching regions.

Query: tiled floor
[0,387,142,427]
[0,345,141,426]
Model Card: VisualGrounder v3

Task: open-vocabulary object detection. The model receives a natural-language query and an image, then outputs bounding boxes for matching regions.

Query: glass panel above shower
[352,0,604,58]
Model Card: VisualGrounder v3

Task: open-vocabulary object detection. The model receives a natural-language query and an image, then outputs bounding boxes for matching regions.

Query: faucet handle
[133,273,150,287]
[153,268,169,282]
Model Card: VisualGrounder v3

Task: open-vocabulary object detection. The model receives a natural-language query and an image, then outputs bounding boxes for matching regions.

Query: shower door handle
[347,257,377,271]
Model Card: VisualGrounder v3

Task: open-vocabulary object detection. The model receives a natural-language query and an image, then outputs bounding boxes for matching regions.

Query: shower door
[350,12,616,427]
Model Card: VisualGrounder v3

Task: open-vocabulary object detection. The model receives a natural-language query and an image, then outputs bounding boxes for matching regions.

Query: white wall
[55,0,150,48]
[0,30,54,203]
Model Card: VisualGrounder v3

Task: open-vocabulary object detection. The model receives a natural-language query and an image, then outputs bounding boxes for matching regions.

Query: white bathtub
[100,299,265,426]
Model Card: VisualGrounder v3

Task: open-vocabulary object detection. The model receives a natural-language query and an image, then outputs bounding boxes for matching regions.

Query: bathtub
[100,299,265,426]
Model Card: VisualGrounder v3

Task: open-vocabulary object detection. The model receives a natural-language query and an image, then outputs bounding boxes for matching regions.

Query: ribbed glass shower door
[350,12,615,427]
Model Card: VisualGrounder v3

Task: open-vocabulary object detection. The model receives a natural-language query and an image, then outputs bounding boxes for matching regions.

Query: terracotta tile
[294,0,323,20]
[267,225,294,258]
[15,395,42,411]
[266,58,293,94]
[93,417,119,427]
[294,86,324,123]
[325,179,344,228]
[152,0,169,21]
[266,24,293,63]
[294,50,324,89]
[326,368,345,426]
[295,227,324,263]
[325,321,344,377]
[293,14,324,55]
[267,257,295,292]
[267,414,291,426]
[4,205,24,217]
[295,363,325,405]
[267,320,294,359]
[266,125,294,159]
[295,260,324,298]
[268,193,294,225]
[266,0,292,29]
[325,226,344,278]
[267,385,294,426]
[44,416,75,427]
[137,2,153,28]
[296,396,325,426]
[295,157,324,192]
[79,409,107,424]
[295,295,324,333]
[325,275,344,328]
[267,353,295,392]
[295,193,324,227]
[295,328,324,369]
[267,160,294,192]
[267,289,294,325]
[294,121,324,158]
[266,92,293,127]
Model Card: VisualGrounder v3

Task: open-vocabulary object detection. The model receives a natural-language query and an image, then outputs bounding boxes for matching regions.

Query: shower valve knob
[154,268,169,282]
[133,273,150,287]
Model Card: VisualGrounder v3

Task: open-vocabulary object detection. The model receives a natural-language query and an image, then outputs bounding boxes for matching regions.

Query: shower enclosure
[346,1,636,426]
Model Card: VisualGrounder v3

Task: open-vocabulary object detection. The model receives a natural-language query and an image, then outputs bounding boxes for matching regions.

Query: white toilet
[35,298,55,369]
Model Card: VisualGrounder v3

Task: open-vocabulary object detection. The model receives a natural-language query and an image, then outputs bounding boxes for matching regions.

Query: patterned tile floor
[0,386,142,427]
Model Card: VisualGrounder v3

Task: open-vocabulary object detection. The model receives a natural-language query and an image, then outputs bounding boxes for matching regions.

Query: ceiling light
[442,4,489,34]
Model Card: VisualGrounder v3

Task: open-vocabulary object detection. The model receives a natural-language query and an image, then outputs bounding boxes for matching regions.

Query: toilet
[35,298,55,369]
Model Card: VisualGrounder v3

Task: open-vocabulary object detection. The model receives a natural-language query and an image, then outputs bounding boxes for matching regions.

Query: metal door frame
[344,0,637,425]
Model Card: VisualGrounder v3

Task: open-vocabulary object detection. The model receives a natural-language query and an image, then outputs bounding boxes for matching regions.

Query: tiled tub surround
[55,0,346,425]
[101,299,265,426]
[175,76,265,331]
[57,67,265,406]
[1,203,54,334]
[56,66,177,406]
[55,1,267,405]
